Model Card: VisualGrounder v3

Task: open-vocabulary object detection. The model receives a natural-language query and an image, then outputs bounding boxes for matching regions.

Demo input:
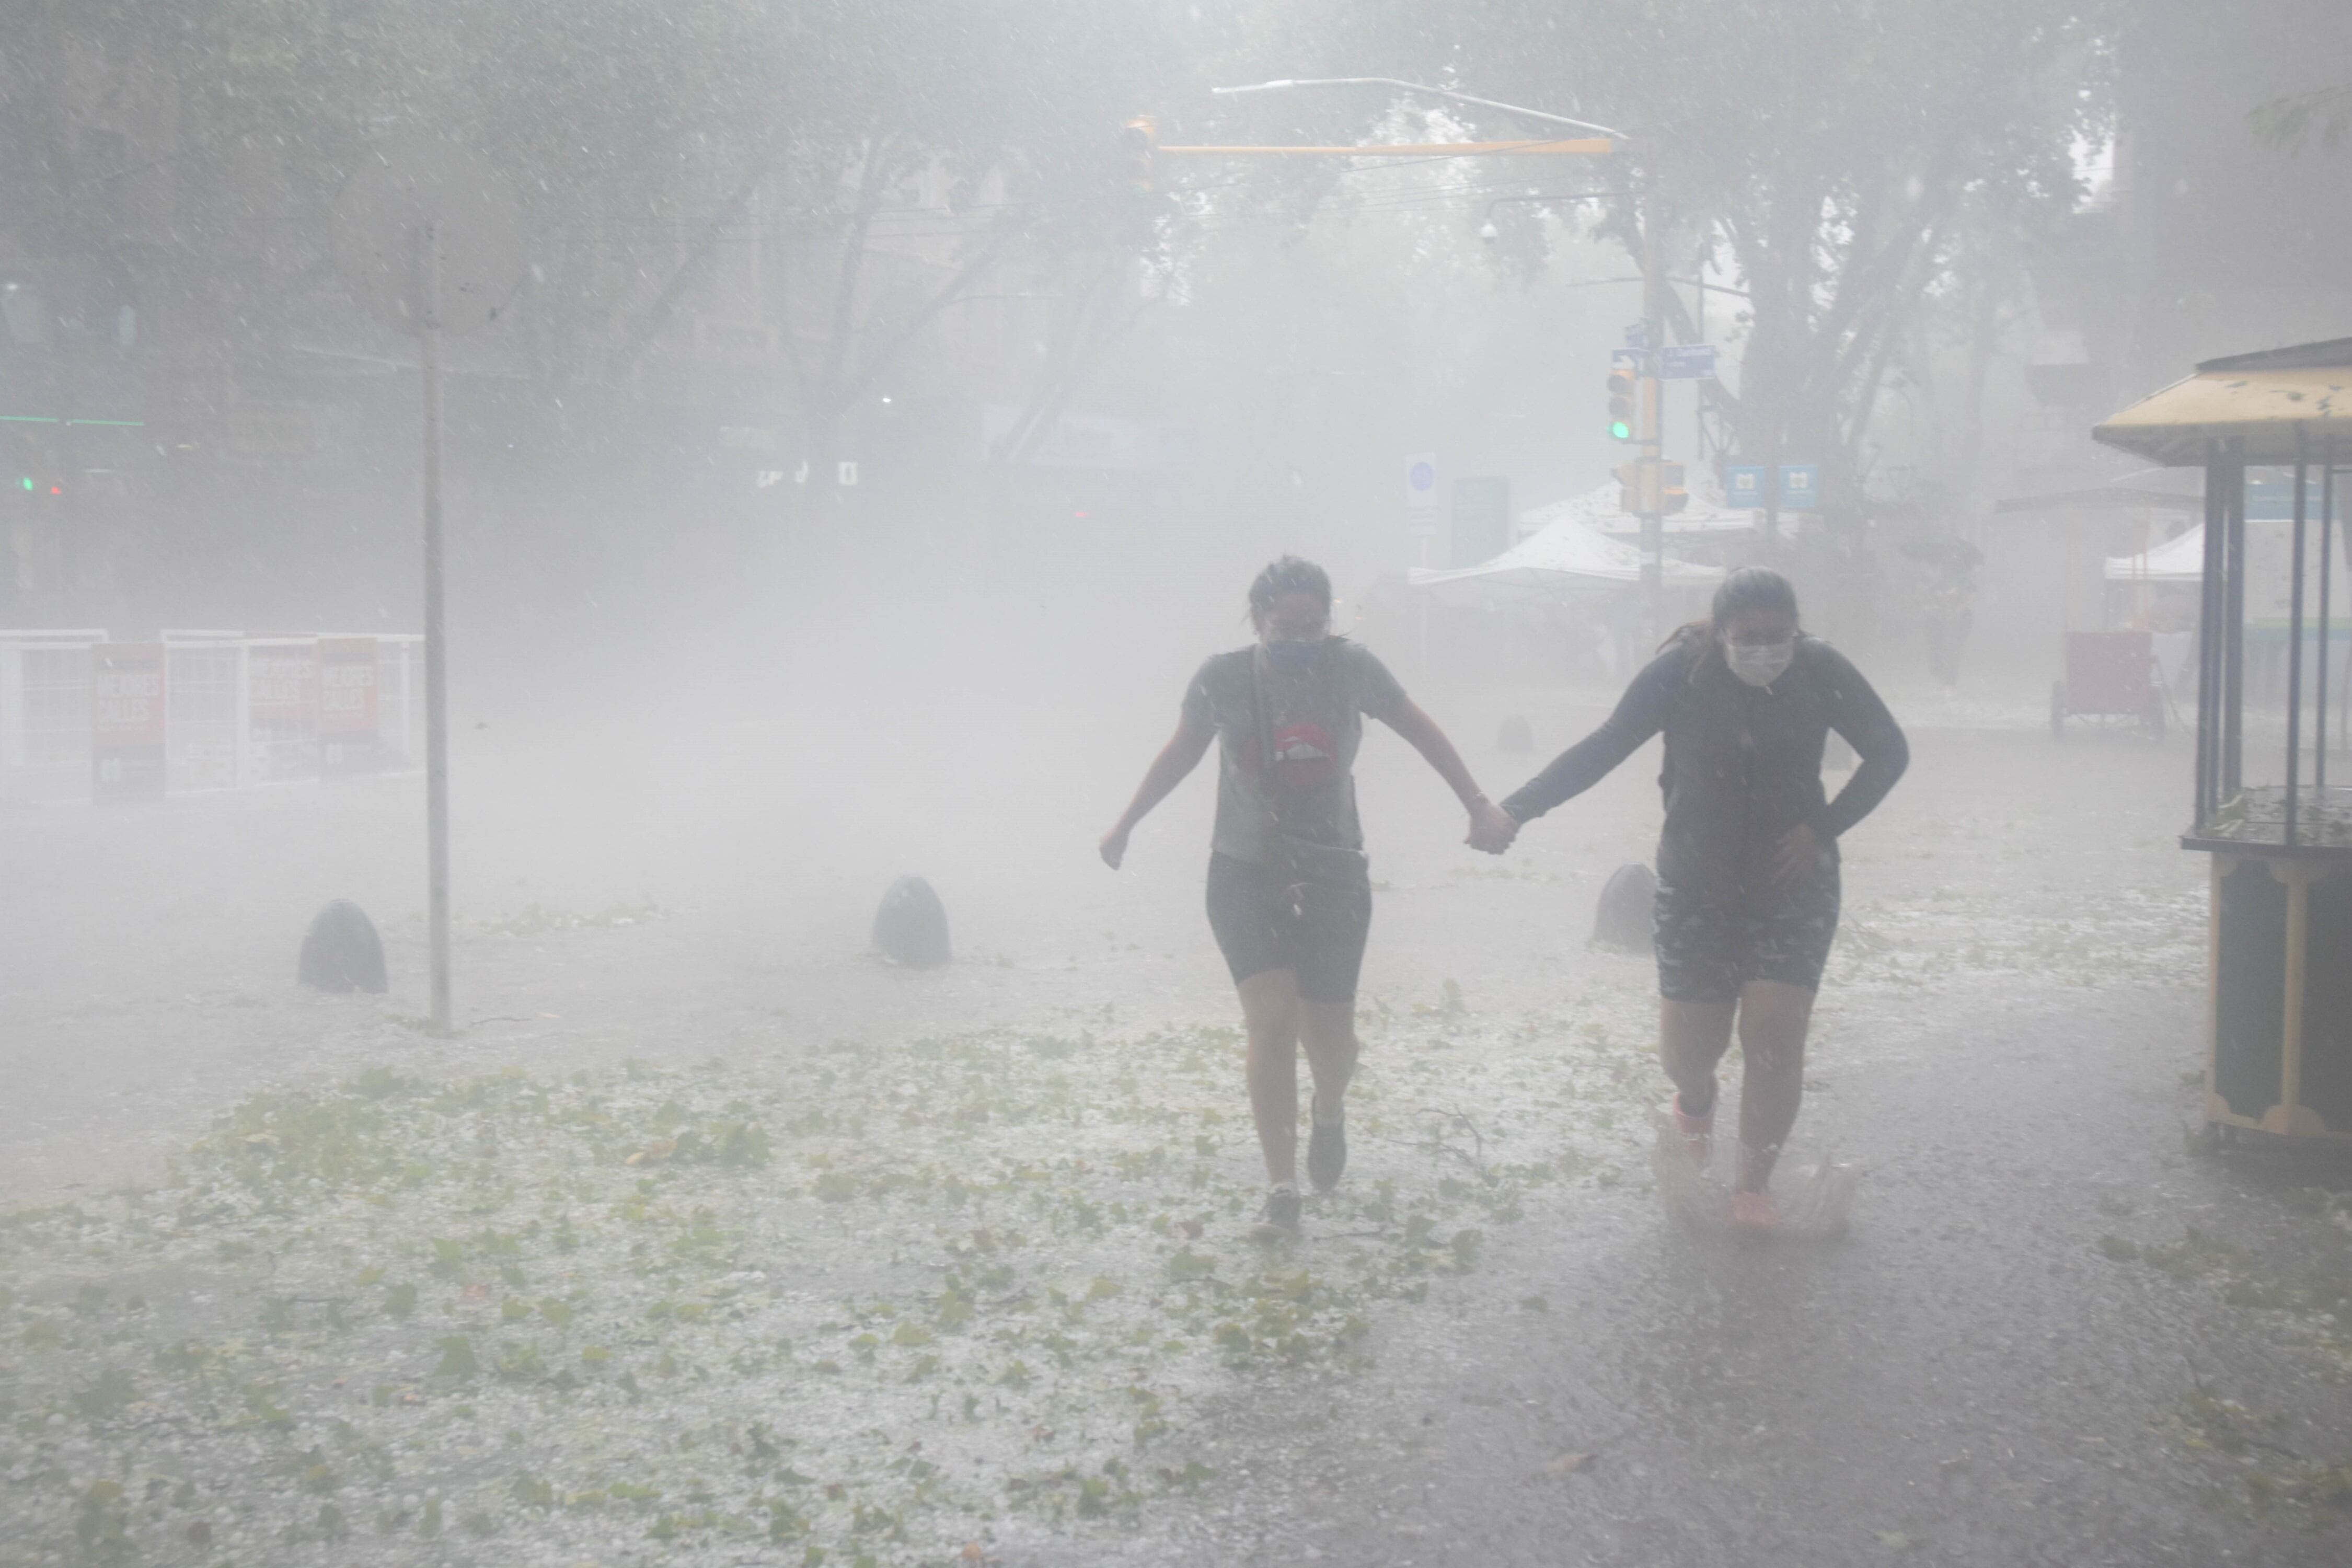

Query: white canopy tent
[2104,524,2205,583]
[1408,510,1723,596]
[1519,478,1761,541]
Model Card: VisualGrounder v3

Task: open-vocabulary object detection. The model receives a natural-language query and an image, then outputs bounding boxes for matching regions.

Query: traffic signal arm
[1154,138,1614,156]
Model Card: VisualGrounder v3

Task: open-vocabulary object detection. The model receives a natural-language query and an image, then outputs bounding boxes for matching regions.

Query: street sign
[1609,348,1645,373]
[1450,476,1511,566]
[1622,320,1655,351]
[1405,452,1442,538]
[1779,464,1820,510]
[1661,344,1717,381]
[1725,464,1767,508]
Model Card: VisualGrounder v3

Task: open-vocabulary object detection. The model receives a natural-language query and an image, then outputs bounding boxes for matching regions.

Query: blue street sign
[1623,320,1655,351]
[1779,464,1820,510]
[1609,348,1644,372]
[1660,344,1717,381]
[1725,465,1767,507]
[1408,458,1436,492]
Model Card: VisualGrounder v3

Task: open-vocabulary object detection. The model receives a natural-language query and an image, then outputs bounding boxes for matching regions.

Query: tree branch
[606,158,776,382]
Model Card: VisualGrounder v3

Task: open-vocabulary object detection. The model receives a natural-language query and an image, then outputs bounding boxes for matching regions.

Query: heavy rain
[3,3,2351,1565]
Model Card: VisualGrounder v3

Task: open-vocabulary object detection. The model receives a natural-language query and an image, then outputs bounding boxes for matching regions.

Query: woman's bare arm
[1379,698,1520,851]
[1099,711,1216,868]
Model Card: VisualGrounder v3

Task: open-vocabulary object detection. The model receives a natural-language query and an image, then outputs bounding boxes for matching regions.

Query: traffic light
[1658,462,1688,515]
[1606,364,1636,441]
[1613,461,1642,514]
[1116,117,1161,244]
[1120,117,1159,188]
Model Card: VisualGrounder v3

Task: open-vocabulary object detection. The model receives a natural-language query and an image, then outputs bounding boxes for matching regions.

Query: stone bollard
[299,900,389,993]
[873,877,952,969]
[1589,863,1657,953]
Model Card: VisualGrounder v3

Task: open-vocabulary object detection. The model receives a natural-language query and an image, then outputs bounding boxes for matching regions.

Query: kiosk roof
[2093,338,2352,466]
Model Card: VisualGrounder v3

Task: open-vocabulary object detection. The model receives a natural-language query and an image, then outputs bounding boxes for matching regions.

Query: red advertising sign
[318,637,379,775]
[91,642,166,801]
[246,639,320,782]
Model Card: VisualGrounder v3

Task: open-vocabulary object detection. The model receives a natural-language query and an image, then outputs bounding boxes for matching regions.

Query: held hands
[1466,797,1520,855]
[1771,822,1829,883]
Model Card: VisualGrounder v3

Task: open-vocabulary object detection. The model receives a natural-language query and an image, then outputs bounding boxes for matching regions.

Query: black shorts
[1204,852,1373,1003]
[1653,864,1841,1003]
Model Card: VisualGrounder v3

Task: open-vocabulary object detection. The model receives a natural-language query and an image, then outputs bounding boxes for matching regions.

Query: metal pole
[1416,535,1432,681]
[2223,443,2247,800]
[1694,237,1706,464]
[2196,446,2224,829]
[1639,203,1664,644]
[2319,454,2334,793]
[2286,437,2308,845]
[421,221,453,1036]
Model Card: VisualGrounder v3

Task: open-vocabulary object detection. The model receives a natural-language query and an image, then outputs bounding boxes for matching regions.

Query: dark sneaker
[1250,1184,1301,1243]
[1306,1115,1347,1192]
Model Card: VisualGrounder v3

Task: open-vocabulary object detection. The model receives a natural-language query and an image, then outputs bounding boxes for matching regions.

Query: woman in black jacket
[1481,567,1908,1229]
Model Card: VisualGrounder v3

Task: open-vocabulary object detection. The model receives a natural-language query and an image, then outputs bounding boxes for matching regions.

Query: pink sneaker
[1731,1189,1781,1232]
[1668,1090,1714,1169]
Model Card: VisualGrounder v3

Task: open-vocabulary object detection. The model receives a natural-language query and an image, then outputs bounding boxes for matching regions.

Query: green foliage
[1283,0,2108,500]
[72,1367,136,1420]
[73,1479,130,1559]
[0,1009,1649,1564]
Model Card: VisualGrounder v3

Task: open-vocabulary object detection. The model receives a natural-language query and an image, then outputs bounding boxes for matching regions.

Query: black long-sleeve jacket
[1501,632,1908,890]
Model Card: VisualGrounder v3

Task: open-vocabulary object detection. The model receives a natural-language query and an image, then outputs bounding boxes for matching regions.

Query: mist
[5,3,2352,1565]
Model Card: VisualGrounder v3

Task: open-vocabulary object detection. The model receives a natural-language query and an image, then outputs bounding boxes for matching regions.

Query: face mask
[1725,637,1795,688]
[1263,638,1328,675]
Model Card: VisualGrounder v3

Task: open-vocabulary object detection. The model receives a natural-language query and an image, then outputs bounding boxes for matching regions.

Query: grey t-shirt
[1182,640,1409,865]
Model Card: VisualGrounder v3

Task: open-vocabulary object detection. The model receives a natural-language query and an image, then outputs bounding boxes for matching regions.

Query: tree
[1231,0,2111,524]
[0,1,1177,478]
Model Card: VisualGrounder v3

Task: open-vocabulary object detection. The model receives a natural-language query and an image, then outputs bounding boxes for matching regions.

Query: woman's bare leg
[1297,998,1359,1123]
[1659,998,1737,1113]
[1732,979,1816,1192]
[1237,968,1305,1186]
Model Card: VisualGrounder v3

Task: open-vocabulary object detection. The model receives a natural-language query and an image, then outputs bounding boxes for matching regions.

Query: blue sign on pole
[1622,320,1655,351]
[1660,344,1717,381]
[1609,348,1644,373]
[1778,464,1820,510]
[1725,465,1767,508]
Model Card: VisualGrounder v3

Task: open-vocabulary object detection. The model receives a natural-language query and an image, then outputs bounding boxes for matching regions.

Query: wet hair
[1247,556,1332,625]
[1710,565,1800,631]
[1670,564,1801,662]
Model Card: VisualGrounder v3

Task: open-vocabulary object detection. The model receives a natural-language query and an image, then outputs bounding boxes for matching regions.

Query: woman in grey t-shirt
[1099,557,1515,1238]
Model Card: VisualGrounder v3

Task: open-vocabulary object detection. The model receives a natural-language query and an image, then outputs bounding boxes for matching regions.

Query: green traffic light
[1608,420,1632,441]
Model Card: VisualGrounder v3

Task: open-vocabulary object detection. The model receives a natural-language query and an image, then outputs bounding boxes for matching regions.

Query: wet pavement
[4,685,2348,1563]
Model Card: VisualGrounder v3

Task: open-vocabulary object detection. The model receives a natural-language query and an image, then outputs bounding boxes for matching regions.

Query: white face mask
[1725,637,1795,688]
